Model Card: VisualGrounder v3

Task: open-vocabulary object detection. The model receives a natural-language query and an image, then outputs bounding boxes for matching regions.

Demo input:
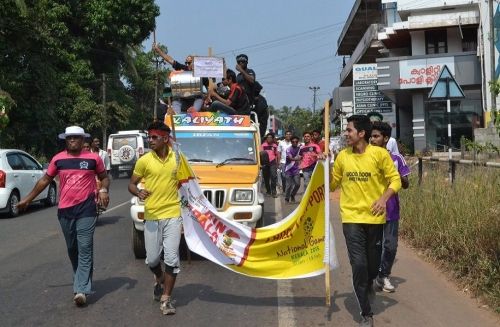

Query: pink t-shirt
[260,142,278,163]
[299,143,321,170]
[47,150,105,212]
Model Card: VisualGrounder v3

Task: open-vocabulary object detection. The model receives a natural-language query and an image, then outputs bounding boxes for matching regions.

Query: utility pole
[309,86,320,113]
[101,73,106,145]
[489,0,497,117]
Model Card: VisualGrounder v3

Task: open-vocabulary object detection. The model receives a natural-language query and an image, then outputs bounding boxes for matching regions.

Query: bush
[400,162,500,312]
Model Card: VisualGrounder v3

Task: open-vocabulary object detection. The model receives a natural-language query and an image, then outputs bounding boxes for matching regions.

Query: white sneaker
[73,293,86,306]
[376,276,395,293]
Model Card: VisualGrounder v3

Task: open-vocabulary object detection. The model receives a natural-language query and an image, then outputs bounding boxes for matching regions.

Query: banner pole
[324,99,331,307]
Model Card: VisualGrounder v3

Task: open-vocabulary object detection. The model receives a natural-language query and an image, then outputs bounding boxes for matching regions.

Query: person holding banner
[329,115,401,327]
[128,121,181,316]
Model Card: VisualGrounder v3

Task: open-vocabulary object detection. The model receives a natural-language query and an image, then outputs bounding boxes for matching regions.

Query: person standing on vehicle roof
[128,121,182,316]
[209,69,250,115]
[17,126,110,307]
[235,54,256,107]
[153,43,205,113]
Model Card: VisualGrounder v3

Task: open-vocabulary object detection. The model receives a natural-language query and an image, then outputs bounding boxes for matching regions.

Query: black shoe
[285,198,290,203]
[359,315,374,327]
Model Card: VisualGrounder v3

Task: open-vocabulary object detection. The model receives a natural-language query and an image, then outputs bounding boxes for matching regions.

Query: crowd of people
[15,109,408,327]
[261,117,409,327]
[153,45,269,137]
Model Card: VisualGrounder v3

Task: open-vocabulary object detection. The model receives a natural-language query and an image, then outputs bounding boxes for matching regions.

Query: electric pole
[489,0,496,117]
[309,86,320,113]
[102,73,106,145]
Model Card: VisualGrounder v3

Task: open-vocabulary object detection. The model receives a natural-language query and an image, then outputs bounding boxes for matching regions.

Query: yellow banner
[179,154,337,279]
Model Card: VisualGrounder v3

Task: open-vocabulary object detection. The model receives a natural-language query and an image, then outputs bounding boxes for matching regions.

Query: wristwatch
[98,188,108,193]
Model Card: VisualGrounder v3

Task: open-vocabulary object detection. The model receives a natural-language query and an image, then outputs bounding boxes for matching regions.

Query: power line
[215,21,345,56]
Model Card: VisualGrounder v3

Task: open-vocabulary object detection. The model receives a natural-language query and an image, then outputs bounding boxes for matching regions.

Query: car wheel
[7,191,20,218]
[44,183,57,207]
[118,145,135,163]
[132,225,146,259]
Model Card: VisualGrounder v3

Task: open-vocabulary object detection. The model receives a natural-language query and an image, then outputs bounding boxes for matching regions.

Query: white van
[107,130,149,178]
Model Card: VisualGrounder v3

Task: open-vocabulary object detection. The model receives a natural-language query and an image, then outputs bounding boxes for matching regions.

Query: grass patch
[400,162,500,312]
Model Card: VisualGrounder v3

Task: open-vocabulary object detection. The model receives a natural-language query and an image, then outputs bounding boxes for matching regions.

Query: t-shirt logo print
[79,161,89,170]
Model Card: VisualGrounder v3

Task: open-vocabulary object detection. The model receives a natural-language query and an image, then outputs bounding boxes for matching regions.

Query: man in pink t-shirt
[260,133,280,197]
[299,131,322,191]
[18,126,110,307]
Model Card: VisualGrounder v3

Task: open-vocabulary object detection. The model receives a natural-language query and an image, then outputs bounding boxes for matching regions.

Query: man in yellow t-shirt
[330,115,401,327]
[128,121,181,316]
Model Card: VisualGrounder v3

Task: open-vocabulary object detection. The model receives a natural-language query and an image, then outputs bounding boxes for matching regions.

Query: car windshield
[175,131,257,164]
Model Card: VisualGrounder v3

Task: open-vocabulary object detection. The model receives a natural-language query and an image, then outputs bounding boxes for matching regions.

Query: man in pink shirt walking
[260,133,280,197]
[18,126,110,307]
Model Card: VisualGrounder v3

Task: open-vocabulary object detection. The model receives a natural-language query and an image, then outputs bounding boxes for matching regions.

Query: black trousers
[342,223,383,316]
[262,161,277,194]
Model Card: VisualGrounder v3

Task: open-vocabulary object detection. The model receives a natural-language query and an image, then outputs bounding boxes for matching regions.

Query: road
[0,178,498,326]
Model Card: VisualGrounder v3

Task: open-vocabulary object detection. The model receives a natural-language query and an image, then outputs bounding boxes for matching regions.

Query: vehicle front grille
[203,190,225,209]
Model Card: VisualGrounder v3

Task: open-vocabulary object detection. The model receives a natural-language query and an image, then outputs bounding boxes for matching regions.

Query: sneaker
[73,293,86,306]
[153,282,163,301]
[375,276,395,293]
[160,297,176,315]
[359,315,374,327]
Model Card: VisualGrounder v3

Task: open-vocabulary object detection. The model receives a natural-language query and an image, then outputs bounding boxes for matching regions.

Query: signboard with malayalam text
[399,57,455,89]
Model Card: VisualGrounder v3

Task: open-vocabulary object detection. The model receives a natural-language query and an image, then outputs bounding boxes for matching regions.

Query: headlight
[232,189,253,203]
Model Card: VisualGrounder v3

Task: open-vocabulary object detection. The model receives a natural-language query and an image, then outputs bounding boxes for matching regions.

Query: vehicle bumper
[0,188,12,211]
[129,197,263,229]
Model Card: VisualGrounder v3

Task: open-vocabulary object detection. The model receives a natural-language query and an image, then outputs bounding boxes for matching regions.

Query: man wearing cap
[235,54,257,106]
[128,121,182,316]
[17,126,110,307]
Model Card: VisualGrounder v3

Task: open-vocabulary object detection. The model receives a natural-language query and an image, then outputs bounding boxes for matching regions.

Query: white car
[0,149,57,217]
[107,130,149,179]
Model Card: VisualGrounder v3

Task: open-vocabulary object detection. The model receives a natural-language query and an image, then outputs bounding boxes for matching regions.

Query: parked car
[0,149,57,217]
[107,130,149,179]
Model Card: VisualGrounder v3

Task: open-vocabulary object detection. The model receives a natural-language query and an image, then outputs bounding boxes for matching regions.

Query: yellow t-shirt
[330,144,402,224]
[133,149,181,220]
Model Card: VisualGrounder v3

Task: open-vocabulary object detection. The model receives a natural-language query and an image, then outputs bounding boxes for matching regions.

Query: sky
[146,0,352,110]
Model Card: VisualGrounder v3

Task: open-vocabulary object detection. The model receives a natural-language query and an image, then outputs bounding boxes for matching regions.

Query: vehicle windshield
[175,131,257,164]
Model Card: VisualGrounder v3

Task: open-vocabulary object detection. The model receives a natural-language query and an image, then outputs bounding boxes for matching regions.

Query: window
[462,28,478,52]
[426,30,447,54]
[7,153,25,170]
[19,154,41,170]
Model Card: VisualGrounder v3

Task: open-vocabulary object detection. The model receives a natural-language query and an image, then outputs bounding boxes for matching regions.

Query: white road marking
[276,196,297,327]
[101,200,130,214]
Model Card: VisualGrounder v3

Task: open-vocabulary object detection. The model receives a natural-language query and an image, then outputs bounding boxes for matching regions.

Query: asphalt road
[0,178,498,326]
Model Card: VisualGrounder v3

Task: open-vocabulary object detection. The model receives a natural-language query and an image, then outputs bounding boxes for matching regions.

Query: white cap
[58,126,90,139]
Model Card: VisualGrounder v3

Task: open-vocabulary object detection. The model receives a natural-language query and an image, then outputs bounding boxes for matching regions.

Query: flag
[177,154,338,279]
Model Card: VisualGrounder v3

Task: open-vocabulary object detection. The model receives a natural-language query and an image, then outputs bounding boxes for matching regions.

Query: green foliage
[273,106,324,136]
[461,136,500,155]
[401,164,500,312]
[0,0,159,156]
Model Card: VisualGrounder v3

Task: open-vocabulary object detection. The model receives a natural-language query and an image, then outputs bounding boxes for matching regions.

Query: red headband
[148,129,169,137]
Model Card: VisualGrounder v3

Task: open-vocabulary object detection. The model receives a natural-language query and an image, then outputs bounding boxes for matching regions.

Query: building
[333,0,487,152]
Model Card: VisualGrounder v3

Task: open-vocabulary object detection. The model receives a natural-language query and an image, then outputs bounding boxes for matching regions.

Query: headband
[148,129,169,137]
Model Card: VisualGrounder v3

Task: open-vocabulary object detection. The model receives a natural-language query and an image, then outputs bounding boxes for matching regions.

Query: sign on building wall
[353,64,393,113]
[353,64,396,136]
[399,57,455,89]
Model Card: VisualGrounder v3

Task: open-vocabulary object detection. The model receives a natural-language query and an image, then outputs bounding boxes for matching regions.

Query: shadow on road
[96,215,123,226]
[174,283,338,309]
[89,276,138,304]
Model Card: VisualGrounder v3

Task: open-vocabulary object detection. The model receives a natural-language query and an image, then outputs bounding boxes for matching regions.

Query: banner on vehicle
[177,155,338,279]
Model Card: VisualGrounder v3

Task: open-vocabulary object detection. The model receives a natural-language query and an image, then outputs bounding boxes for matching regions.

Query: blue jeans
[379,220,399,278]
[58,216,97,294]
[285,174,300,200]
[302,169,313,192]
[209,101,237,115]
